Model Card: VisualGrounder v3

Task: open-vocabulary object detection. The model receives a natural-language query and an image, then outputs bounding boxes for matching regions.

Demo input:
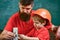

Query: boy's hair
[33,14,49,26]
[20,0,34,6]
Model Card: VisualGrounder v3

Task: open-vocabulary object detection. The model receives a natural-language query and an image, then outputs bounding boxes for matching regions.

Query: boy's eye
[39,19,44,23]
[34,21,40,24]
[35,22,39,24]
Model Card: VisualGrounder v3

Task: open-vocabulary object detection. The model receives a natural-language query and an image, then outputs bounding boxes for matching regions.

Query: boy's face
[32,16,46,29]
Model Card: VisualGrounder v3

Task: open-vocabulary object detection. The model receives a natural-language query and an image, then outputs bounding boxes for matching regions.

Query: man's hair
[20,0,34,6]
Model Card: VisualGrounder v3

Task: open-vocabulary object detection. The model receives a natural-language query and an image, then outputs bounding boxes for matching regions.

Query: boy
[30,8,52,40]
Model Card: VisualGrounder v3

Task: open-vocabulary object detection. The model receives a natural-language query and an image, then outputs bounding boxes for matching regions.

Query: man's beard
[19,12,31,21]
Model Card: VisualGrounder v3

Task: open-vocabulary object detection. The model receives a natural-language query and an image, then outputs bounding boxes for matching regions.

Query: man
[0,0,39,40]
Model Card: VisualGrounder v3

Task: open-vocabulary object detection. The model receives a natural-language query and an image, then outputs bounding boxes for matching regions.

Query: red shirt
[4,10,50,40]
[26,27,50,40]
[4,11,34,35]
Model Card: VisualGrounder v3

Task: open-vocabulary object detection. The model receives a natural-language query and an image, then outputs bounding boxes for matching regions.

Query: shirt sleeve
[35,27,50,40]
[4,15,16,32]
[45,23,52,30]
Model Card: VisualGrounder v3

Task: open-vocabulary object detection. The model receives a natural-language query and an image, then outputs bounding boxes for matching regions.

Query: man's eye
[22,7,25,9]
[26,8,30,10]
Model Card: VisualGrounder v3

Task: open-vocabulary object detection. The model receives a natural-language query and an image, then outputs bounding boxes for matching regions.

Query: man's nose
[24,9,28,13]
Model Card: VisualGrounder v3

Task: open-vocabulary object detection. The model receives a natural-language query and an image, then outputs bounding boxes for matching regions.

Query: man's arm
[0,30,15,40]
[18,34,39,40]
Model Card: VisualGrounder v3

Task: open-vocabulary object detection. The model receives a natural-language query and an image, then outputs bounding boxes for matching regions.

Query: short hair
[20,0,34,6]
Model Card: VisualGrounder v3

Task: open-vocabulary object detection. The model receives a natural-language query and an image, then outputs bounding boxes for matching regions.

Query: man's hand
[56,26,60,38]
[0,30,15,40]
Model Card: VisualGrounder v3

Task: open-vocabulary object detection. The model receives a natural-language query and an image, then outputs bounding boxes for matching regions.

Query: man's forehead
[20,4,32,8]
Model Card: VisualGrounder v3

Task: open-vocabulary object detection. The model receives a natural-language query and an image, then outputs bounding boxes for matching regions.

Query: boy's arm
[18,34,39,40]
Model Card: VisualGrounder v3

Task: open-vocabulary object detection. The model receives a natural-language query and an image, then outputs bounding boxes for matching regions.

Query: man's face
[19,4,33,14]
[19,3,33,21]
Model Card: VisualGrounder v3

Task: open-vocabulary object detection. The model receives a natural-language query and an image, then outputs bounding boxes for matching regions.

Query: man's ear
[19,3,20,7]
[19,3,20,5]
[31,3,34,8]
[19,3,22,8]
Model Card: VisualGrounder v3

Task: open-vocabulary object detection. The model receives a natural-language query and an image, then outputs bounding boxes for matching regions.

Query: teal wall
[0,0,60,30]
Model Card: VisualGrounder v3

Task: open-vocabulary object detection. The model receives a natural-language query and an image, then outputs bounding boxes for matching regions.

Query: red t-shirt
[26,27,50,40]
[4,10,34,35]
[4,10,50,40]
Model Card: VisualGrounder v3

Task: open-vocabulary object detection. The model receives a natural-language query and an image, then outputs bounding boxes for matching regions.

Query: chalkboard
[0,0,60,30]
[33,0,60,26]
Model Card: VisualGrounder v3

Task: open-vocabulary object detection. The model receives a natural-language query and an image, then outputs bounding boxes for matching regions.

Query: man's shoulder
[10,12,19,19]
[31,10,35,13]
[8,12,20,21]
[31,10,35,16]
[12,12,19,17]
